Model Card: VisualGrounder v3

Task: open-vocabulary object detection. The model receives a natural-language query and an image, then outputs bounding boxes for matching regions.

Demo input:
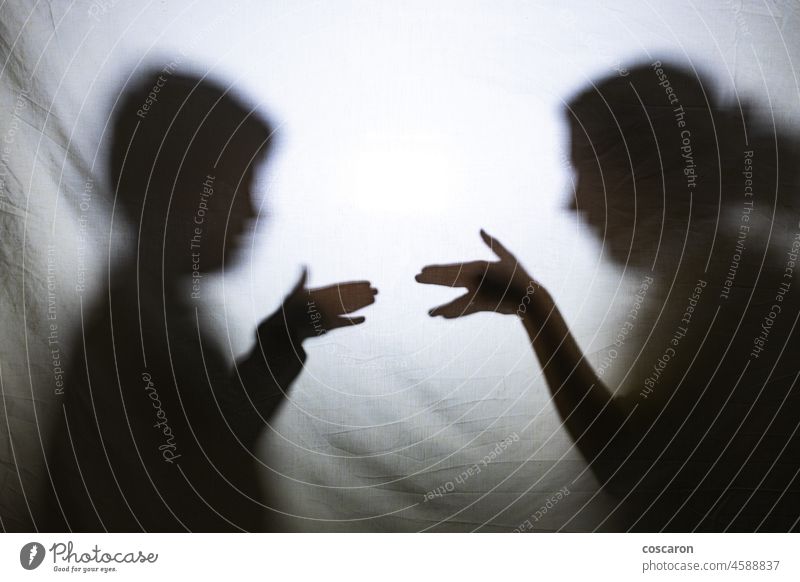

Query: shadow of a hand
[282,268,378,339]
[415,230,532,318]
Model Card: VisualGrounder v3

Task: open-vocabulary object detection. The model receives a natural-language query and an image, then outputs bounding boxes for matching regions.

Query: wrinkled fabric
[2,0,800,532]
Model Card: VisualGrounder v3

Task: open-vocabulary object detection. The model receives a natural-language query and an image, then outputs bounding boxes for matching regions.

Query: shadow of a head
[563,61,795,273]
[110,70,274,276]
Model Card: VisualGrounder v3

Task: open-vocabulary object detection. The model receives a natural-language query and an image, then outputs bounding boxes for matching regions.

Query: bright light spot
[342,133,461,214]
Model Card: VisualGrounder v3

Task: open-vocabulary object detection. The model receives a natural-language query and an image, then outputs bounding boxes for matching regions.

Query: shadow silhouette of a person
[417,61,800,531]
[45,70,377,531]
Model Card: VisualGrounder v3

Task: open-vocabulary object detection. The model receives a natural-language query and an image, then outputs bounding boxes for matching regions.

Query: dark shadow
[41,69,377,531]
[417,60,800,531]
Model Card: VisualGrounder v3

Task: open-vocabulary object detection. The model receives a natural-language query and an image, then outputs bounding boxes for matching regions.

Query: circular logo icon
[20,542,46,570]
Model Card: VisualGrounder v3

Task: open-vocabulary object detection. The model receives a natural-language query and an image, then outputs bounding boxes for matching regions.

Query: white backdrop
[1,0,799,531]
